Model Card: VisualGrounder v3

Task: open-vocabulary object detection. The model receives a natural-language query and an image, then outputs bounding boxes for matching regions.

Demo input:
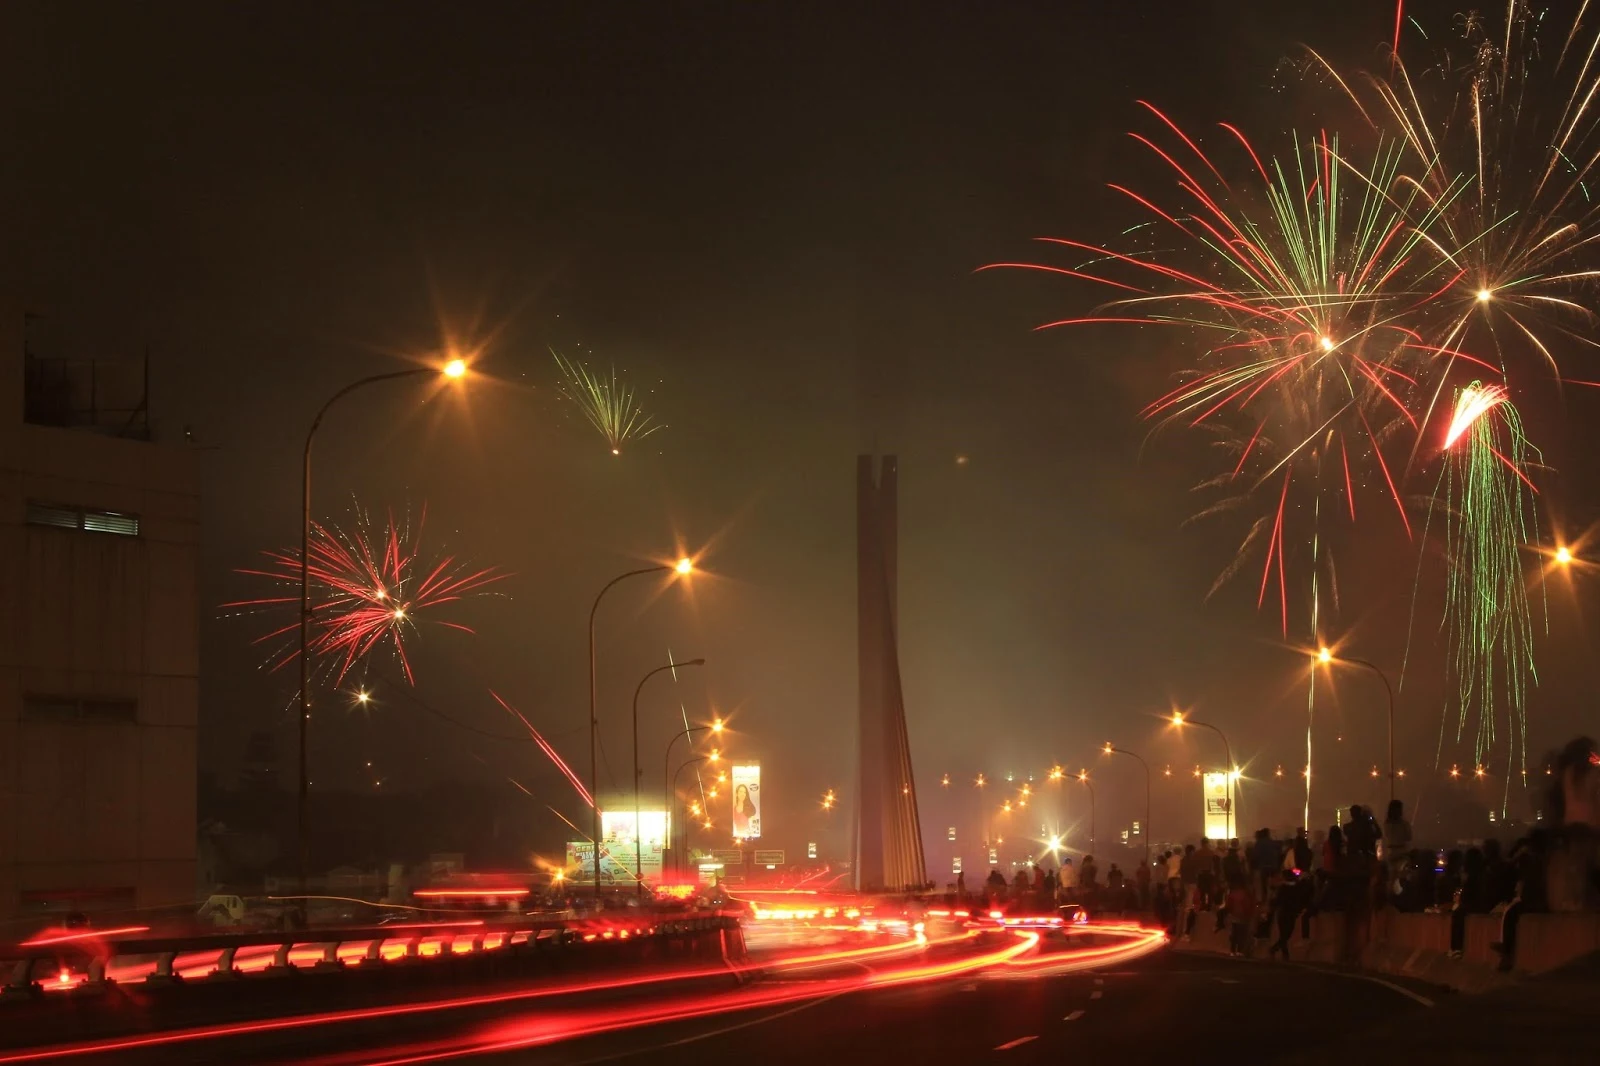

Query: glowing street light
[1476,287,1493,303]
[296,356,470,890]
[1103,743,1152,865]
[662,719,722,876]
[1314,645,1398,805]
[1076,771,1095,852]
[674,557,694,575]
[1556,545,1574,566]
[1170,711,1236,839]
[632,657,706,894]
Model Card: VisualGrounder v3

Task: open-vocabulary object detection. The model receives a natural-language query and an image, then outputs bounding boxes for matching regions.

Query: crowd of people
[953,735,1599,970]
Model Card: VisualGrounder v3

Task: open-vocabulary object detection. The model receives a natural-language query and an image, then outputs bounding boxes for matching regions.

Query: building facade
[0,328,199,923]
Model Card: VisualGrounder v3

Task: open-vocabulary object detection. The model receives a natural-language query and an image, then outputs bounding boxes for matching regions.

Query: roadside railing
[1,910,744,1001]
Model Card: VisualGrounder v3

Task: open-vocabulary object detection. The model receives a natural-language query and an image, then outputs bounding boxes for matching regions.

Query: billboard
[564,840,663,884]
[600,809,670,847]
[731,763,762,839]
[1202,772,1232,840]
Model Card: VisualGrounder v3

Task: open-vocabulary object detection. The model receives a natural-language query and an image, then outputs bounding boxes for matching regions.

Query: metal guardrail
[1,911,743,1000]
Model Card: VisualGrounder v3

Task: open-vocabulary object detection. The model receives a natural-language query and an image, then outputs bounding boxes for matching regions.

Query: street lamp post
[1171,712,1236,841]
[298,358,465,891]
[671,755,709,870]
[632,659,706,894]
[1104,744,1152,867]
[587,558,692,901]
[1076,772,1095,853]
[1317,647,1397,807]
[663,720,722,876]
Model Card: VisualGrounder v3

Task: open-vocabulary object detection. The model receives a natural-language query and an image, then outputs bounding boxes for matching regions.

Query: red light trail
[0,923,1162,1065]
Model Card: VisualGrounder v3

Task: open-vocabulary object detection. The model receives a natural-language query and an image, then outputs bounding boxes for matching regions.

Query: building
[0,324,199,922]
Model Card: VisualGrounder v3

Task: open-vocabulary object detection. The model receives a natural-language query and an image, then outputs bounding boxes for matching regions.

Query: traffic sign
[753,849,785,865]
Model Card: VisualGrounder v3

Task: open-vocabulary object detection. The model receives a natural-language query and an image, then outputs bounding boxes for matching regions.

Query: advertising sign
[753,849,785,865]
[600,809,670,847]
[712,849,744,866]
[807,841,817,859]
[1202,772,1232,840]
[730,763,762,839]
[564,840,662,884]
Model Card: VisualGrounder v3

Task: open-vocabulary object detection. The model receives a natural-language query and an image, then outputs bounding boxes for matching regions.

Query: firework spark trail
[551,348,664,455]
[1433,383,1543,809]
[490,690,595,809]
[984,111,1466,633]
[223,504,506,685]
[1315,2,1600,402]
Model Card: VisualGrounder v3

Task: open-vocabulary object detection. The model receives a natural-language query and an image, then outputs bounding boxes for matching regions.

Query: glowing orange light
[975,774,986,787]
[674,557,693,575]
[940,773,950,787]
[413,888,530,899]
[1450,764,1461,778]
[1171,710,1184,725]
[1319,335,1335,352]
[1317,646,1333,664]
[1474,765,1487,779]
[711,718,724,733]
[1102,742,1113,755]
[1556,545,1574,566]
[1370,766,1379,778]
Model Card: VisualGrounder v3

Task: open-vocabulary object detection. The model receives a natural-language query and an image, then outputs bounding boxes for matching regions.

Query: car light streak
[336,933,1041,1066]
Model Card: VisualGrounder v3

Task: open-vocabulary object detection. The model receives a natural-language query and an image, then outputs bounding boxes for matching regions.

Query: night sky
[11,2,1599,859]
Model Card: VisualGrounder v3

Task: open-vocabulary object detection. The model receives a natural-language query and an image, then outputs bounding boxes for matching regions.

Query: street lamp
[1315,646,1397,806]
[1103,743,1152,867]
[662,718,722,874]
[587,557,695,900]
[1557,545,1574,566]
[1170,711,1236,840]
[632,658,705,894]
[1076,771,1095,853]
[671,754,709,872]
[298,358,468,890]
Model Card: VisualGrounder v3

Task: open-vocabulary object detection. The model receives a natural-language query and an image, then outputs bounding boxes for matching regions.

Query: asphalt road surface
[1,933,1480,1066]
[496,951,1439,1066]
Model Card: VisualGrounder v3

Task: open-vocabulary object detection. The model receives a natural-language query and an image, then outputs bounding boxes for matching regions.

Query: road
[477,951,1438,1066]
[0,927,1453,1065]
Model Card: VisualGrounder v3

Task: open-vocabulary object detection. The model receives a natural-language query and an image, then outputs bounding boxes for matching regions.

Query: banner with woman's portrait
[730,763,761,839]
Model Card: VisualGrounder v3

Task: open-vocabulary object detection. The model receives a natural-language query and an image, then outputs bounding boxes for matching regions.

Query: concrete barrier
[1174,905,1600,992]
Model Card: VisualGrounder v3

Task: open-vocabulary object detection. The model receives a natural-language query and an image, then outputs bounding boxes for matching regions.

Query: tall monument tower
[855,455,926,891]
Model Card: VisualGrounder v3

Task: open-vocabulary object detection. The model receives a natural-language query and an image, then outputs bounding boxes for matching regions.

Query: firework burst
[1427,382,1543,802]
[551,348,664,455]
[1310,1,1600,396]
[983,109,1467,632]
[223,503,507,685]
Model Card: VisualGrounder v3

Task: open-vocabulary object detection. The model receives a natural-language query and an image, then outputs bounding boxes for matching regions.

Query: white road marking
[995,1036,1038,1050]
[1064,1009,1086,1021]
[1089,990,1103,1000]
[1093,977,1104,985]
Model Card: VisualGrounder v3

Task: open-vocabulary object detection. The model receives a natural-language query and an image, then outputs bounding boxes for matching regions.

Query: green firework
[551,349,664,455]
[1436,382,1542,795]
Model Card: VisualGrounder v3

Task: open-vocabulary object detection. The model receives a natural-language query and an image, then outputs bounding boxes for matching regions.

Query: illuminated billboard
[1202,772,1232,840]
[731,763,762,839]
[600,809,670,847]
[564,840,662,884]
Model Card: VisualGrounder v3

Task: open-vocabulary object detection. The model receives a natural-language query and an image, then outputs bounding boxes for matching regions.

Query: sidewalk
[1285,952,1600,1065]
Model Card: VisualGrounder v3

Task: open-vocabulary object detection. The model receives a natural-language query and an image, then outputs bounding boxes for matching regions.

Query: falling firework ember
[491,690,595,809]
[983,109,1468,633]
[551,348,664,455]
[1429,382,1542,802]
[223,503,507,685]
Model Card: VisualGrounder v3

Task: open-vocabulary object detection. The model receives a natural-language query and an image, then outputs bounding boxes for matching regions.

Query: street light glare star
[1317,646,1333,664]
[1476,288,1493,303]
[442,358,467,379]
[1556,545,1573,565]
[674,557,693,575]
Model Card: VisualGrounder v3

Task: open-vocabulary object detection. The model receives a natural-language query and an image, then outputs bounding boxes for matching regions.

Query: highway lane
[0,927,1440,1065]
[475,950,1438,1066]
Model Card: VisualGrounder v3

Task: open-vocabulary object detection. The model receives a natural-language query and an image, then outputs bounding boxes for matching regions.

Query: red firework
[224,504,507,684]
